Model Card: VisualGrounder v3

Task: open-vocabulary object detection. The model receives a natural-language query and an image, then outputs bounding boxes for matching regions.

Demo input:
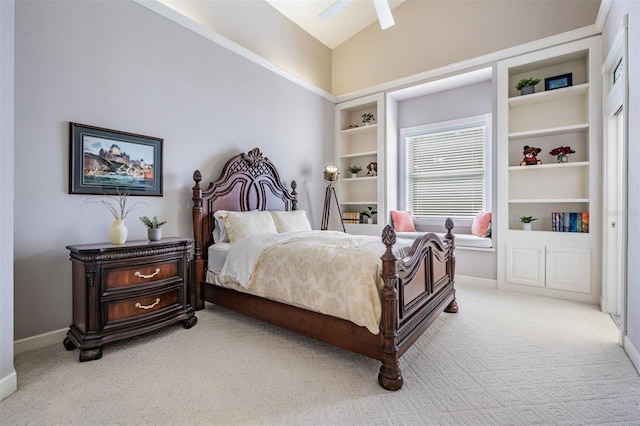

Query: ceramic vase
[148,228,162,241]
[557,154,568,163]
[523,222,532,231]
[520,85,535,95]
[109,219,128,245]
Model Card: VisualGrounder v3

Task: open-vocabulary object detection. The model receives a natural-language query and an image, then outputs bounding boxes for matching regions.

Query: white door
[602,107,626,324]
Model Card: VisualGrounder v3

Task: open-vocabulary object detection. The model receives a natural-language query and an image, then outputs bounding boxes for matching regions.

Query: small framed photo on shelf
[545,73,573,91]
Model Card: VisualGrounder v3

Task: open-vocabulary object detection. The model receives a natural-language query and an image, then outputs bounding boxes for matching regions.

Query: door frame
[601,17,629,343]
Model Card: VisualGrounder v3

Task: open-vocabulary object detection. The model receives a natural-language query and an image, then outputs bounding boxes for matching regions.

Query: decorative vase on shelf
[557,154,568,163]
[351,173,357,178]
[367,218,373,224]
[148,228,162,241]
[109,219,128,245]
[523,223,532,231]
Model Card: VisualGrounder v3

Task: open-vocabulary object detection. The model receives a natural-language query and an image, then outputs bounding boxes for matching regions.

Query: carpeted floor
[2,283,639,425]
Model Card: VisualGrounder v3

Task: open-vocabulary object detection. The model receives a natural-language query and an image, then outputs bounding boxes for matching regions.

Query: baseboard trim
[624,335,640,374]
[0,369,17,401]
[14,328,67,356]
[456,275,497,289]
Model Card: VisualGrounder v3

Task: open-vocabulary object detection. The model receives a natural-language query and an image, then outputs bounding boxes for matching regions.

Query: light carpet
[2,283,639,425]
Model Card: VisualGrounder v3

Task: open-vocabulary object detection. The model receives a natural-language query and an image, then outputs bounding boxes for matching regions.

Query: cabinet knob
[612,222,616,228]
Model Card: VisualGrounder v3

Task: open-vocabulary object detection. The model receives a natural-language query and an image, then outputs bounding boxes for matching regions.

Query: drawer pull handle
[134,268,160,279]
[135,298,160,310]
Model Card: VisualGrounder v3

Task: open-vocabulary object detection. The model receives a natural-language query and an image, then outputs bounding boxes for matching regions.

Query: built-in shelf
[509,198,589,204]
[497,37,601,301]
[508,123,589,140]
[340,201,378,205]
[340,151,378,159]
[340,124,377,134]
[508,161,589,171]
[508,83,589,107]
[341,176,377,182]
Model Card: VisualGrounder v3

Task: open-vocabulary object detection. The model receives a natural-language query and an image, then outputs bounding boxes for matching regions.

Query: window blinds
[406,125,486,217]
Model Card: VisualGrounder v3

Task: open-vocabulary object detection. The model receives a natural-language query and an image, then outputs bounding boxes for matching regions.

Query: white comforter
[217,231,397,334]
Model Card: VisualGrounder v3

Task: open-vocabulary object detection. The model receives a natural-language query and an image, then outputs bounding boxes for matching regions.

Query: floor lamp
[320,165,346,232]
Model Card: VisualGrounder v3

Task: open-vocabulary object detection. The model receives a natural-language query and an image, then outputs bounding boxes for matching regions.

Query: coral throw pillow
[390,210,416,232]
[471,211,492,237]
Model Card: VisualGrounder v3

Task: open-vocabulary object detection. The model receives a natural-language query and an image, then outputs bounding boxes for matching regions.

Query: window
[613,58,623,84]
[400,114,491,219]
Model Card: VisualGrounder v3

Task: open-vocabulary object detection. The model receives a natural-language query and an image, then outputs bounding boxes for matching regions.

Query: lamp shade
[323,165,339,182]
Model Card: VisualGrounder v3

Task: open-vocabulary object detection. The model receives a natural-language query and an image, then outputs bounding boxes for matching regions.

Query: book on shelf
[551,212,589,232]
[342,212,361,224]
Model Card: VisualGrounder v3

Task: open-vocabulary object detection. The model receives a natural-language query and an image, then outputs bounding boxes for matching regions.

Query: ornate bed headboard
[191,148,298,307]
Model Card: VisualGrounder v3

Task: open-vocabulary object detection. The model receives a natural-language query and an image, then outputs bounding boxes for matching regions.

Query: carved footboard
[378,219,457,390]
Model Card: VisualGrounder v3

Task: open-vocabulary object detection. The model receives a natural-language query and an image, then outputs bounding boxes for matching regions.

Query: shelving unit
[496,36,601,302]
[335,93,385,235]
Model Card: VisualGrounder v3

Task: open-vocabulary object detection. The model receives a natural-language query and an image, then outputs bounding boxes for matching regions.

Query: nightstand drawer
[105,288,180,325]
[104,260,179,290]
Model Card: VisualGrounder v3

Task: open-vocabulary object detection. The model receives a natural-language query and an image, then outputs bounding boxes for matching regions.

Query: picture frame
[545,73,573,91]
[69,122,163,196]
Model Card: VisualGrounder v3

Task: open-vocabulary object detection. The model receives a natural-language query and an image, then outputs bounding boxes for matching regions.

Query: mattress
[207,242,231,274]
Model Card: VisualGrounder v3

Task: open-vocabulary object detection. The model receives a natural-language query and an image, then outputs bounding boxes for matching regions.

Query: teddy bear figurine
[520,145,543,166]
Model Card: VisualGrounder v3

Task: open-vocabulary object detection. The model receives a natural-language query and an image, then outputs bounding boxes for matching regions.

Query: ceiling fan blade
[319,0,352,20]
[373,0,395,29]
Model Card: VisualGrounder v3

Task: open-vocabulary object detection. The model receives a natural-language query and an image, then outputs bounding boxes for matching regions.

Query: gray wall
[397,80,497,280]
[13,0,334,340]
[0,0,16,399]
[602,0,640,367]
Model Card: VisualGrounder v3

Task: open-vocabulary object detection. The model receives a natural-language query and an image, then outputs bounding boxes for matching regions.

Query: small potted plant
[347,165,363,178]
[360,206,377,224]
[515,77,541,95]
[519,216,538,231]
[549,146,575,163]
[361,113,375,125]
[140,215,167,241]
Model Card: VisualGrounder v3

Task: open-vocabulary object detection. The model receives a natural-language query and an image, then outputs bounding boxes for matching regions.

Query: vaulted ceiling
[264,0,406,49]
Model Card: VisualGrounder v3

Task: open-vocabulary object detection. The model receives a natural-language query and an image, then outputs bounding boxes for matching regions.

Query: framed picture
[545,73,573,91]
[69,122,163,196]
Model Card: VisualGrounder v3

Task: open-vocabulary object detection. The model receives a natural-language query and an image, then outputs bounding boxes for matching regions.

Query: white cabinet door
[546,246,591,293]
[506,243,545,287]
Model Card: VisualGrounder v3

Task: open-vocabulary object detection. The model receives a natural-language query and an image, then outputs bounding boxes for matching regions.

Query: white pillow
[222,210,278,244]
[270,210,312,233]
[212,210,230,243]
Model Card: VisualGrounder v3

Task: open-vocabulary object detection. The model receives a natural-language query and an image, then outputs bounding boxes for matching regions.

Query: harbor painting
[69,123,163,196]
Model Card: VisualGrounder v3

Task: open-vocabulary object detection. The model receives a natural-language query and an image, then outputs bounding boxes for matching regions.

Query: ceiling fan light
[373,0,395,29]
[319,0,351,20]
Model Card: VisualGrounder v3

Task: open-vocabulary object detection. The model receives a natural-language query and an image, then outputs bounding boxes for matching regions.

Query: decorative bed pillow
[390,210,416,232]
[212,210,232,243]
[221,210,278,244]
[471,211,492,237]
[270,210,312,233]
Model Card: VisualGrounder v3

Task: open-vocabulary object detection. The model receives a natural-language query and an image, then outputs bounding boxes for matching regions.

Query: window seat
[396,231,493,250]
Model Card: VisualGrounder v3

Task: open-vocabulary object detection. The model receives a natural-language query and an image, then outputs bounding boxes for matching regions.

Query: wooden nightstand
[63,237,197,361]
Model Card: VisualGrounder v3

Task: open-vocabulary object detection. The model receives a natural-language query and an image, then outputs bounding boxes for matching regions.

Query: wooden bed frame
[191,148,458,391]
